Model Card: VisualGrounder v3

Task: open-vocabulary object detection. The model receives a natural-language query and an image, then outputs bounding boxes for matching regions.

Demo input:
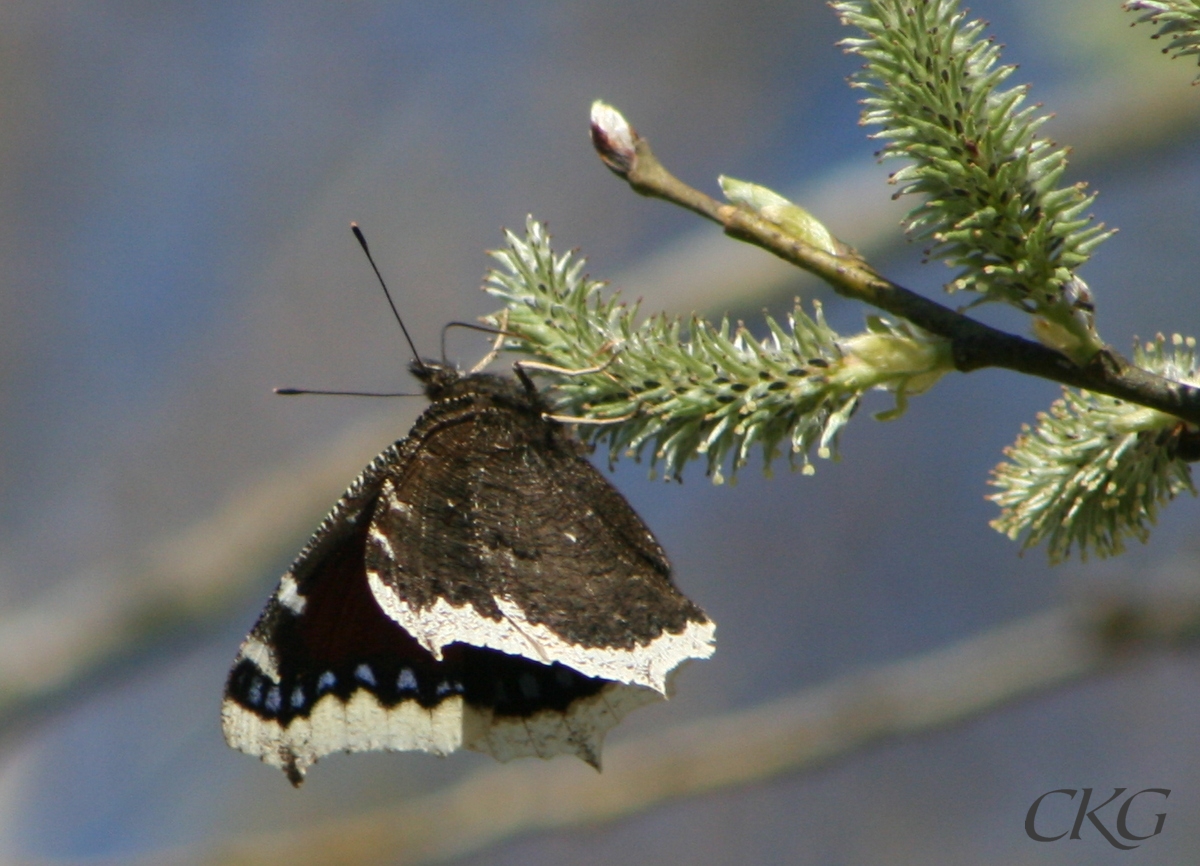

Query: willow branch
[590,107,1200,426]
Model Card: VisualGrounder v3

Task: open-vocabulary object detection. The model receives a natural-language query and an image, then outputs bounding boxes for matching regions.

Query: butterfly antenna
[440,320,520,364]
[274,387,421,397]
[351,222,426,372]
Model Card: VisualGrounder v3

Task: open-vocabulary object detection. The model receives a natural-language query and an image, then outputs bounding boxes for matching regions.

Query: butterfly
[222,357,715,785]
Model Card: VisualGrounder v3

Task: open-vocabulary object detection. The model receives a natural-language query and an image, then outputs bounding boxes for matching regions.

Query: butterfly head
[409,357,543,413]
[409,359,462,399]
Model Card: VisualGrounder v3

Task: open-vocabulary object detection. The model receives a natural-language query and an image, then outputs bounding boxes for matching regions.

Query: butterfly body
[223,361,714,785]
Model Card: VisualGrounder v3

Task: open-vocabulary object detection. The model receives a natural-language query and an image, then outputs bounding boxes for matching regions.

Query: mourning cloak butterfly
[222,359,715,785]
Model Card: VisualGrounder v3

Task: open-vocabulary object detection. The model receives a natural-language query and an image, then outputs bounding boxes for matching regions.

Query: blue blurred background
[1,1,1199,863]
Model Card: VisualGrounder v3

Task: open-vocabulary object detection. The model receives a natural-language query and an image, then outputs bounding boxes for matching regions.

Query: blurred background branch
[89,589,1200,866]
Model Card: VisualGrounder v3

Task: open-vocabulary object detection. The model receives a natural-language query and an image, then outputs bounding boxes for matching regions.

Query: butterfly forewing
[364,373,713,692]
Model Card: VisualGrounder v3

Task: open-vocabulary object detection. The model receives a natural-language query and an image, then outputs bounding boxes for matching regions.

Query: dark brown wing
[223,370,714,783]
[365,389,714,692]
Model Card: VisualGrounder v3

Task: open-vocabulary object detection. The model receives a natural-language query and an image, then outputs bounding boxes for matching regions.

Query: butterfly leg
[466,309,511,373]
[512,354,618,378]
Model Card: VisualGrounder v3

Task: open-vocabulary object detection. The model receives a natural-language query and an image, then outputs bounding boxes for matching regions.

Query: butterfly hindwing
[221,458,471,785]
